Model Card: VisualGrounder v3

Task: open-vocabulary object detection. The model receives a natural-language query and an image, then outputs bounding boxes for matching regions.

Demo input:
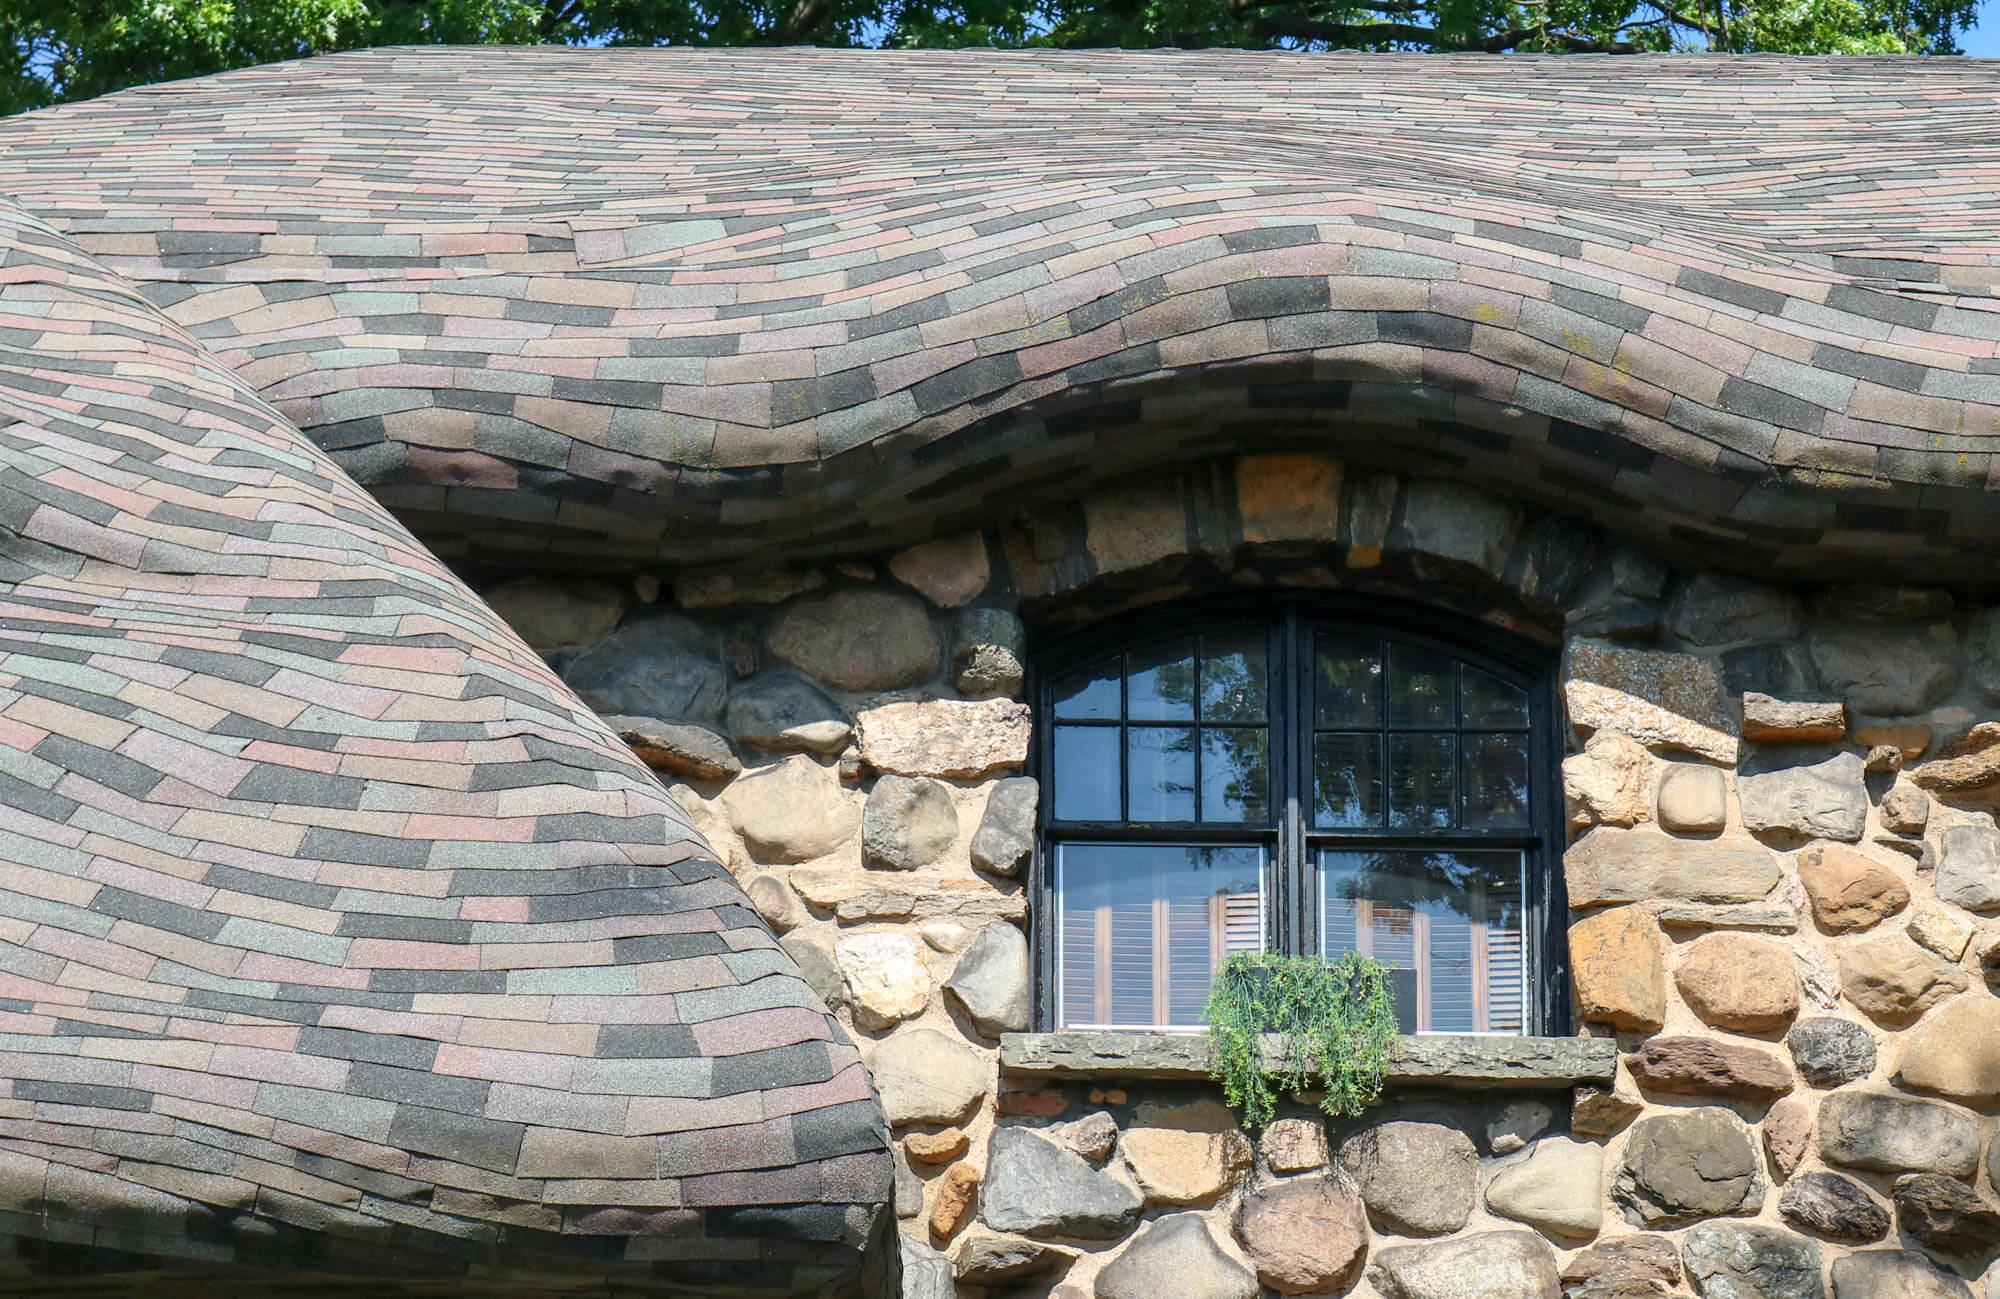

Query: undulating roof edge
[0,198,893,1295]
[4,47,2000,586]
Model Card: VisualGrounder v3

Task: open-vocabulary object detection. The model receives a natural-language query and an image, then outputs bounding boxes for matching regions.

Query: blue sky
[1968,0,2000,53]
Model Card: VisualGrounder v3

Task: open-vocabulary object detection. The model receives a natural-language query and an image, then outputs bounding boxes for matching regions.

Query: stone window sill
[997,1032,1616,1089]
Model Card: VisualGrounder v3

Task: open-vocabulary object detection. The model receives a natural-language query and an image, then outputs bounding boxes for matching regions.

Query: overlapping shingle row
[4,49,2000,580]
[0,199,889,1293]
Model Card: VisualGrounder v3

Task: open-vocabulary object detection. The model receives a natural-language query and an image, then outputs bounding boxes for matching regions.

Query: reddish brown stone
[1764,1096,1813,1179]
[928,1162,979,1238]
[997,1089,1068,1118]
[1798,843,1910,934]
[1627,1036,1795,1103]
[1675,932,1800,1032]
[1232,1175,1368,1295]
[904,1128,970,1164]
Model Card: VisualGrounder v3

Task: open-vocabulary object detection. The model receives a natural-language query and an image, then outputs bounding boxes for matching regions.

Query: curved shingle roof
[4,49,2000,581]
[0,200,889,1293]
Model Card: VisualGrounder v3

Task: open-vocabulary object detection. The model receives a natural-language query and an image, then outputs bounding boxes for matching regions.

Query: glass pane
[1388,644,1455,728]
[1054,658,1120,720]
[1314,732,1382,828]
[1128,638,1196,722]
[1462,666,1529,728]
[1388,732,1455,829]
[1052,726,1120,820]
[1315,635,1381,728]
[1200,728,1269,823]
[1200,630,1267,723]
[1319,848,1526,1033]
[1056,843,1264,1030]
[1465,732,1531,829]
[1128,727,1196,821]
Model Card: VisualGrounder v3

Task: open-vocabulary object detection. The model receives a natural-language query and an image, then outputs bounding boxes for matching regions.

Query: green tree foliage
[2,0,1981,116]
[1204,950,1397,1129]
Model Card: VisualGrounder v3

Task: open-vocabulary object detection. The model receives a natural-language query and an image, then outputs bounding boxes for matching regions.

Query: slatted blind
[1057,844,1263,1030]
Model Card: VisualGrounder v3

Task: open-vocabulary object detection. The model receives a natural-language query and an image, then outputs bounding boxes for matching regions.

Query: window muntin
[1040,602,1556,1036]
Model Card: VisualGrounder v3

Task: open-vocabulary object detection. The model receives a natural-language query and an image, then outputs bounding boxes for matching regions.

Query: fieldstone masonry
[456,456,2000,1297]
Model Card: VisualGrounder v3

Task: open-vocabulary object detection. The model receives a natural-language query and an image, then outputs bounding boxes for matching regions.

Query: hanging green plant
[1203,950,1397,1130]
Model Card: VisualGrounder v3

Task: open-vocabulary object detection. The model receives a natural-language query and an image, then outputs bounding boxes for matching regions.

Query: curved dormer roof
[0,198,890,1294]
[3,49,2000,582]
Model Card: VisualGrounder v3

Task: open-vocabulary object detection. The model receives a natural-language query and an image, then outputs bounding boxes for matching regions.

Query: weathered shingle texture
[0,201,890,1293]
[3,49,1999,580]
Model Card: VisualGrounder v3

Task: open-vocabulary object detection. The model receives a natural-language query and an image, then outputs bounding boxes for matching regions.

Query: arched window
[1035,598,1565,1036]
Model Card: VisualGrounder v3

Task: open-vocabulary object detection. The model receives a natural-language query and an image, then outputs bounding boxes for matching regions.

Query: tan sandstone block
[1570,906,1666,1032]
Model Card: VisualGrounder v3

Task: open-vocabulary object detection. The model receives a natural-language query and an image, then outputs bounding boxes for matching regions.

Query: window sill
[997,1032,1616,1089]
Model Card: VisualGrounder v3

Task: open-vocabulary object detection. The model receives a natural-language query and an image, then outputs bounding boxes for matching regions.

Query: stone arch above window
[1032,595,1570,1037]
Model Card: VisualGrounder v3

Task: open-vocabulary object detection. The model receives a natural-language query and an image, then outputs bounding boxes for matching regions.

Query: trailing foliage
[1203,949,1396,1131]
[2,0,1983,118]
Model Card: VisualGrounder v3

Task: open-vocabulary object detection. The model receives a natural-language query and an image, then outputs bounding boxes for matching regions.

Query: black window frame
[1028,593,1570,1036]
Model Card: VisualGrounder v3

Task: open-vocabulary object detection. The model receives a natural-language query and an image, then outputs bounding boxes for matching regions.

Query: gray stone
[1231,1174,1368,1295]
[996,1030,1616,1087]
[866,1029,988,1127]
[1486,1100,1553,1155]
[1564,641,1739,763]
[1400,480,1521,577]
[1612,1108,1764,1227]
[1831,1250,1975,1299]
[979,1127,1143,1240]
[1883,785,1932,835]
[780,933,843,1010]
[1667,575,1804,647]
[1964,609,2000,705]
[861,775,957,871]
[1938,825,2000,913]
[1737,752,1867,842]
[1819,1089,1982,1178]
[944,922,1029,1037]
[562,613,725,723]
[1657,763,1728,834]
[1655,900,1800,932]
[1895,1173,2000,1258]
[724,672,851,755]
[969,778,1037,877]
[1810,625,1961,716]
[954,644,1023,698]
[900,1232,954,1299]
[484,576,628,650]
[602,715,740,782]
[1742,694,1848,743]
[1368,1230,1561,1299]
[1721,641,1823,700]
[769,589,940,692]
[1340,1120,1478,1236]
[1484,1137,1603,1239]
[894,1146,921,1219]
[957,606,1024,655]
[1786,1017,1876,1087]
[1572,1079,1644,1137]
[1612,547,1672,600]
[1682,1222,1824,1299]
[1566,828,1779,907]
[952,1230,1076,1284]
[1095,1213,1256,1299]
[1780,1172,1891,1243]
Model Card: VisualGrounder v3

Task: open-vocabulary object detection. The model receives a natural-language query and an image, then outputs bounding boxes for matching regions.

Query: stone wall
[473,454,2000,1299]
